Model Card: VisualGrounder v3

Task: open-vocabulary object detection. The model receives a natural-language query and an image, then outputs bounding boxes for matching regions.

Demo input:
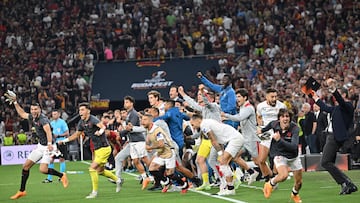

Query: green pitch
[0,161,359,203]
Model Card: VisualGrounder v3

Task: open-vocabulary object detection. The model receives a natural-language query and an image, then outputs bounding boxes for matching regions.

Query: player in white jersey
[190,114,244,196]
[256,88,287,181]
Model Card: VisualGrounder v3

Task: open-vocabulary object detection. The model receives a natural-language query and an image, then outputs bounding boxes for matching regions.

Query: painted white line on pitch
[238,184,263,190]
[81,160,91,165]
[189,189,248,203]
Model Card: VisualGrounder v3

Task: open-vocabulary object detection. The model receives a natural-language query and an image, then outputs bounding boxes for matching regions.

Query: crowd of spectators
[0,0,360,151]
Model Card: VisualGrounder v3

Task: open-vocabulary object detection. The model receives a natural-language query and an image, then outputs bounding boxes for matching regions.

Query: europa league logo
[4,150,14,161]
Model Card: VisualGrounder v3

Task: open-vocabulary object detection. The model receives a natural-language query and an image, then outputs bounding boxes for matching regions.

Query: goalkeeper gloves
[4,90,17,105]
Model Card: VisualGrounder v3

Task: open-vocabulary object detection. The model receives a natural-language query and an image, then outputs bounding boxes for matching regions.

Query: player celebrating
[59,102,120,198]
[256,88,287,181]
[260,108,303,203]
[141,113,189,193]
[190,114,245,196]
[4,91,68,200]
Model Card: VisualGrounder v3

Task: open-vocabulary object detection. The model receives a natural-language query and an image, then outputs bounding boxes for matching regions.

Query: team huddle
[4,73,358,202]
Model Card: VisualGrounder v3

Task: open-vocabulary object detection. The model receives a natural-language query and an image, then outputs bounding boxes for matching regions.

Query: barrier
[0,145,37,165]
[92,57,220,101]
[305,153,349,172]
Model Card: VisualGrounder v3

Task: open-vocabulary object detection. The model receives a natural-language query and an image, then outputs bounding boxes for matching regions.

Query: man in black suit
[313,103,328,152]
[312,78,358,195]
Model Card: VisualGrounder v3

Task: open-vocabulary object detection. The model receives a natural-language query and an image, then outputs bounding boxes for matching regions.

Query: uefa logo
[4,150,14,161]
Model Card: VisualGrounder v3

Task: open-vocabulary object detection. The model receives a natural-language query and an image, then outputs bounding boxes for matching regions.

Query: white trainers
[248,171,259,185]
[116,178,123,193]
[234,179,242,190]
[217,189,235,196]
[85,192,97,199]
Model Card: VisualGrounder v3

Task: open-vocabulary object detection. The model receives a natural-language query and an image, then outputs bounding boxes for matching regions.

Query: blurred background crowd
[0,0,359,163]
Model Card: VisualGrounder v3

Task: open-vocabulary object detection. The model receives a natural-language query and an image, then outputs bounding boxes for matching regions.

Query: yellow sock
[89,168,99,192]
[202,173,209,184]
[102,169,118,182]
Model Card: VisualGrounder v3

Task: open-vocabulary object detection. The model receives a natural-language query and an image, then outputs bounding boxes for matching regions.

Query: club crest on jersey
[156,132,164,139]
[201,128,208,134]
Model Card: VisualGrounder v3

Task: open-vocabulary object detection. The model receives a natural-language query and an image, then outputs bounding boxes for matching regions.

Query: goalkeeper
[4,90,69,200]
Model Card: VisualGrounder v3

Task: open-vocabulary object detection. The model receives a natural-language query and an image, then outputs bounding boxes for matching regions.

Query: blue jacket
[154,107,190,149]
[200,76,237,114]
[316,89,354,142]
[200,76,238,128]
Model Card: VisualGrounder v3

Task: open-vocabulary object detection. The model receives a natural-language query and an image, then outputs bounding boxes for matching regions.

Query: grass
[0,161,359,203]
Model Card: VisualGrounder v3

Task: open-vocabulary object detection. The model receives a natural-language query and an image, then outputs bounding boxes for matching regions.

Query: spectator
[104,46,114,62]
[4,131,14,146]
[301,102,317,153]
[75,75,88,91]
[194,38,205,55]
[16,129,27,145]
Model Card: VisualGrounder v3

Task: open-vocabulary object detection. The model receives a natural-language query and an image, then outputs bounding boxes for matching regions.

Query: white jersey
[257,100,287,126]
[156,102,166,116]
[200,119,242,144]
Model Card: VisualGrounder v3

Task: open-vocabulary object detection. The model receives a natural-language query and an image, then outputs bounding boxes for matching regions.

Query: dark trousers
[318,132,327,153]
[321,133,350,184]
[299,135,307,154]
[308,134,319,153]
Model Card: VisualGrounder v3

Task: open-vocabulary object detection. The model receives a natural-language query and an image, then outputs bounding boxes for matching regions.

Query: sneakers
[234,179,242,190]
[116,178,123,193]
[248,171,259,185]
[60,173,69,188]
[340,182,358,195]
[210,179,221,187]
[160,178,171,193]
[85,192,97,199]
[10,191,27,200]
[161,183,172,193]
[195,183,211,191]
[217,189,235,196]
[263,182,273,199]
[142,177,151,190]
[42,178,53,183]
[180,178,189,194]
[291,193,302,203]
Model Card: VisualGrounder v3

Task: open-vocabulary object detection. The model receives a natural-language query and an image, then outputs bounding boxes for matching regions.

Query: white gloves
[4,90,17,105]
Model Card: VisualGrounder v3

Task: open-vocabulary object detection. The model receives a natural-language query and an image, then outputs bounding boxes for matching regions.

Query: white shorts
[243,141,259,158]
[273,155,303,171]
[224,137,244,158]
[28,143,58,164]
[129,141,148,159]
[260,139,271,148]
[152,152,176,169]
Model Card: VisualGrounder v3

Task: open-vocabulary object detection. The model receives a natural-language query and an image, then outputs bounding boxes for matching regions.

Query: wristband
[217,151,223,156]
[98,128,105,135]
[63,138,70,143]
[47,142,52,145]
[13,101,17,104]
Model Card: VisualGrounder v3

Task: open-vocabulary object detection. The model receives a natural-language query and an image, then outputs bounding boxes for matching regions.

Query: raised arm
[178,86,203,112]
[4,91,29,119]
[197,71,222,93]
